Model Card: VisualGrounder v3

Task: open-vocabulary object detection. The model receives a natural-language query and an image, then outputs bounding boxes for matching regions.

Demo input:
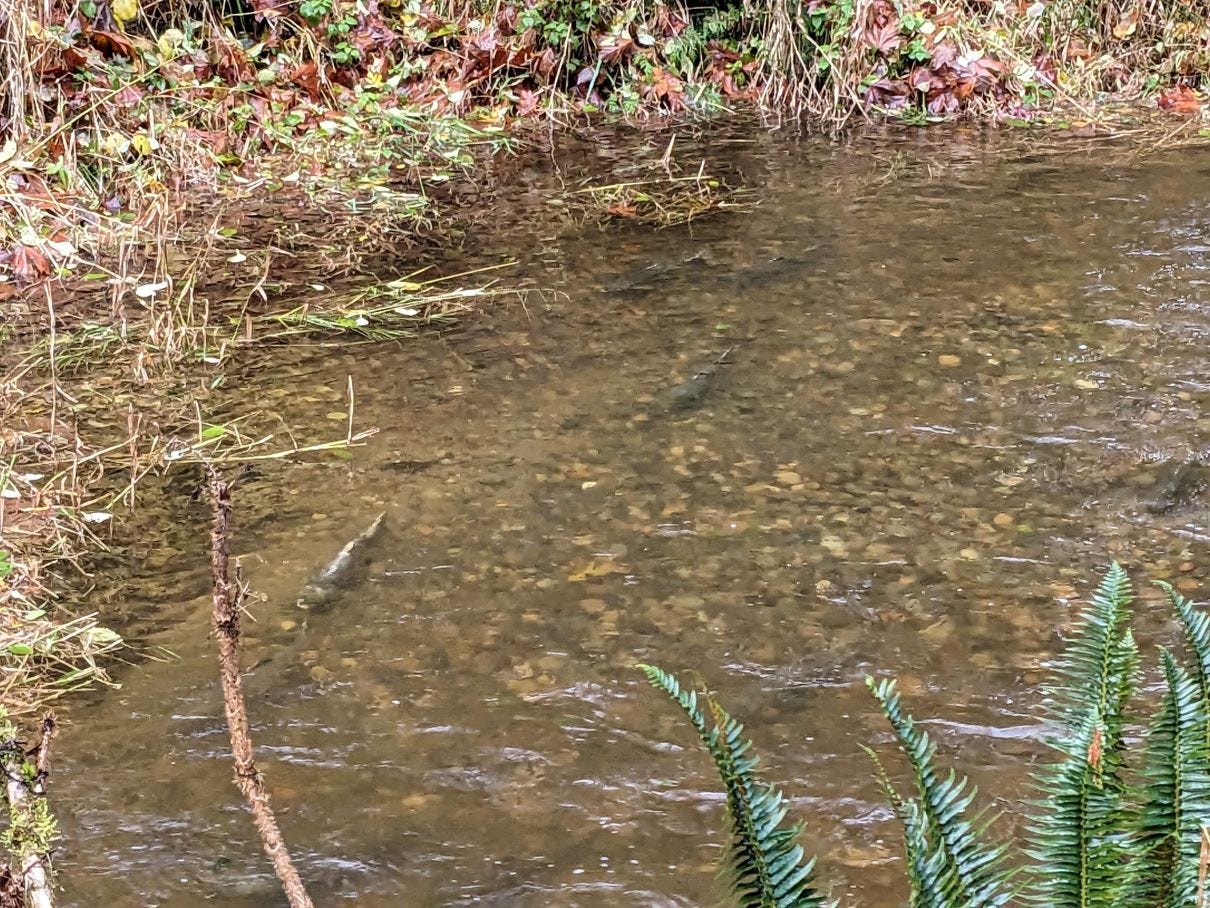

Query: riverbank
[5,0,1210,286]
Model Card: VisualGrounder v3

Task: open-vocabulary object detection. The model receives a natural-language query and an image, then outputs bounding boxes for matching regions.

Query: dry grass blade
[258,266,524,341]
[0,610,121,716]
[0,0,40,141]
[571,171,751,228]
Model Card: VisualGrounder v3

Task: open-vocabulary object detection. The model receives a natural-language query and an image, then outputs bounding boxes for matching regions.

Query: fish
[297,511,387,611]
[1144,460,1210,515]
[602,251,814,297]
[601,250,711,294]
[647,347,734,418]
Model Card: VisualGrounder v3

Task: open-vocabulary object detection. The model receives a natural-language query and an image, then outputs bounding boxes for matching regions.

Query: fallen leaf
[1158,84,1201,114]
[10,244,50,281]
[1112,8,1138,39]
[135,280,170,298]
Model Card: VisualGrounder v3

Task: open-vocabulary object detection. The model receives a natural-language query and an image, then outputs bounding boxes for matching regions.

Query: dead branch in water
[1,716,57,908]
[207,473,314,908]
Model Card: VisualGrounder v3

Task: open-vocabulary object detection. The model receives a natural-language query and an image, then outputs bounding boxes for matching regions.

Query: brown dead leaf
[598,34,635,65]
[1112,8,1138,39]
[88,29,136,59]
[1158,84,1201,114]
[289,61,323,100]
[864,20,903,55]
[10,245,51,282]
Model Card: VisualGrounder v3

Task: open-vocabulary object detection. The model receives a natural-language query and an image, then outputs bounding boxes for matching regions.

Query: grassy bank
[4,0,1210,287]
[1,0,1208,309]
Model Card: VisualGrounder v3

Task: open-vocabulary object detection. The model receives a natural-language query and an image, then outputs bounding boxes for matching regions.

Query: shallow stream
[55,128,1210,906]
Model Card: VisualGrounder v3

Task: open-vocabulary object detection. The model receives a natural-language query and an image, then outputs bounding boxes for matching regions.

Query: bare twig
[207,473,314,908]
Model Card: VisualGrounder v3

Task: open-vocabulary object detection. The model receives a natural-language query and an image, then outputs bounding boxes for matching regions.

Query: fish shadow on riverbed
[601,250,818,299]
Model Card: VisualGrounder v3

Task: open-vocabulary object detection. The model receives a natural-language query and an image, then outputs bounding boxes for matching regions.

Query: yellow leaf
[567,560,620,582]
[101,132,129,156]
[112,0,138,23]
[130,133,153,156]
[157,28,185,58]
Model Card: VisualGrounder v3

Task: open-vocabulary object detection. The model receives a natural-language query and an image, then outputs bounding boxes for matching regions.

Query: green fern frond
[1026,705,1131,907]
[1025,564,1141,907]
[867,677,1010,907]
[1162,581,1210,746]
[901,797,959,908]
[637,664,826,908]
[1126,649,1210,907]
[862,744,954,908]
[1044,562,1137,735]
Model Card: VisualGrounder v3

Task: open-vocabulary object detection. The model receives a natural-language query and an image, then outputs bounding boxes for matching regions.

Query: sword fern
[637,664,826,908]
[638,564,1210,908]
[1125,649,1210,907]
[868,677,1011,907]
[1025,562,1139,908]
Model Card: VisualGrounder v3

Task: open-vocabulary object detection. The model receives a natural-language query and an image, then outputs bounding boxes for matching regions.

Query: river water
[53,127,1210,906]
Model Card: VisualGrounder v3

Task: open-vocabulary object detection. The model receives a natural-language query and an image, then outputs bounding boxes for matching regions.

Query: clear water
[54,128,1210,906]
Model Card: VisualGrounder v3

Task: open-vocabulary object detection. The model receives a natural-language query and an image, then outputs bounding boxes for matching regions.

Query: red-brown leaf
[88,29,135,59]
[864,20,903,55]
[1158,84,1201,113]
[115,84,144,106]
[11,245,51,282]
[910,67,932,91]
[289,61,323,99]
[598,34,635,65]
[930,40,957,68]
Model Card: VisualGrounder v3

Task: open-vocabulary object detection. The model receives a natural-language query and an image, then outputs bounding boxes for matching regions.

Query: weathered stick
[1,716,57,908]
[208,474,314,908]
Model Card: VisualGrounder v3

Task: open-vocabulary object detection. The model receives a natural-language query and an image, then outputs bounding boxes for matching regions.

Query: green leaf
[638,665,826,907]
[868,677,1010,907]
[1125,649,1210,907]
